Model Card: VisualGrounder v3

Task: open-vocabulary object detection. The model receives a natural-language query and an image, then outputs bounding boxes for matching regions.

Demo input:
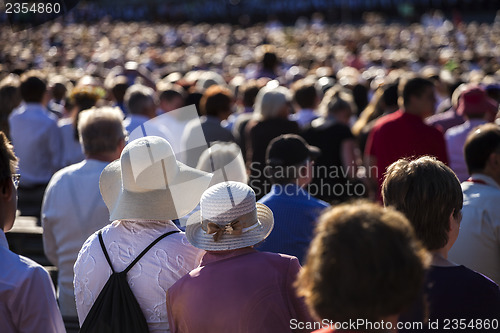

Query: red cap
[457,86,498,117]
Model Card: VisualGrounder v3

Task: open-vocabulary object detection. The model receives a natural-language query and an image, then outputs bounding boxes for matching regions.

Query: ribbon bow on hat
[207,220,243,242]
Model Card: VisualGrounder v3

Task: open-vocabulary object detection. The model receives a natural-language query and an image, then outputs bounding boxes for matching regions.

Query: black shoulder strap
[98,230,180,275]
[98,230,115,273]
[123,230,180,274]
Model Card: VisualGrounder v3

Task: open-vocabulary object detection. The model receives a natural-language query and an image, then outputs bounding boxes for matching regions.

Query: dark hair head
[111,76,130,104]
[382,156,463,250]
[262,52,278,70]
[292,80,318,110]
[200,85,233,117]
[464,123,500,175]
[159,83,186,103]
[401,77,434,108]
[0,131,17,181]
[297,202,428,323]
[239,81,260,108]
[19,71,47,103]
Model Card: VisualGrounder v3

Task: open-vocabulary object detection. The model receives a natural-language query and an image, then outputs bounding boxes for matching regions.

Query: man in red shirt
[365,77,448,199]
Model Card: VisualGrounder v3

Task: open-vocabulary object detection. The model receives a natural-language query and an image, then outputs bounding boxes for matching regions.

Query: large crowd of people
[1,9,500,333]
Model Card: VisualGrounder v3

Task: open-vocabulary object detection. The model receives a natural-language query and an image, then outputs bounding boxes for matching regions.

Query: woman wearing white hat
[74,136,213,332]
[166,181,313,333]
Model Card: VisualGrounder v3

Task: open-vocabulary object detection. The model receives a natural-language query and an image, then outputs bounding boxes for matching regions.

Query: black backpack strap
[98,230,115,274]
[123,230,180,274]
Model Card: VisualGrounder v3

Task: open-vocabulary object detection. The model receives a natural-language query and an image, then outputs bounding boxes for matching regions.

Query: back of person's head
[197,142,247,185]
[70,86,101,112]
[199,85,233,117]
[110,76,130,104]
[292,79,318,110]
[382,156,463,251]
[19,70,47,103]
[49,75,72,102]
[401,76,434,108]
[78,107,126,157]
[0,131,17,183]
[382,82,399,111]
[158,83,186,104]
[265,134,319,186]
[124,84,155,115]
[69,86,102,141]
[296,202,428,324]
[239,81,260,108]
[253,85,290,121]
[464,123,500,175]
[0,74,21,116]
[319,86,355,124]
[0,131,18,231]
[262,52,278,71]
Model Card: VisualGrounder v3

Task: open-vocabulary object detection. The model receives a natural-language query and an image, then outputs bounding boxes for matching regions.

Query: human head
[456,86,498,121]
[319,87,354,125]
[158,83,186,113]
[292,79,318,110]
[78,107,127,160]
[253,85,291,121]
[382,156,463,251]
[0,132,18,232]
[401,77,436,117]
[197,142,247,185]
[296,202,428,323]
[185,181,274,251]
[464,123,500,177]
[124,84,156,118]
[238,81,260,109]
[265,134,320,186]
[49,75,72,102]
[110,76,129,105]
[19,70,47,104]
[199,85,233,120]
[99,136,212,221]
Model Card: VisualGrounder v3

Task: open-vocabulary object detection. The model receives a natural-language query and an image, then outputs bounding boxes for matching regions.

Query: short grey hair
[197,142,248,184]
[253,86,291,121]
[124,84,155,115]
[78,107,126,155]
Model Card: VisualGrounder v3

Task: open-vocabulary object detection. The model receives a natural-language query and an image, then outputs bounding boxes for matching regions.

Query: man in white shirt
[445,86,498,182]
[0,131,65,333]
[8,71,64,218]
[74,136,212,332]
[449,123,500,284]
[42,107,126,318]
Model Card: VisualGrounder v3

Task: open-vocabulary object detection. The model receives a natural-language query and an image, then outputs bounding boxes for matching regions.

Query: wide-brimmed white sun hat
[186,181,274,251]
[100,136,212,221]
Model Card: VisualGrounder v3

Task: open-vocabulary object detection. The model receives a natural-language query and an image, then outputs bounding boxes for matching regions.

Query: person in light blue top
[8,71,64,218]
[256,134,329,264]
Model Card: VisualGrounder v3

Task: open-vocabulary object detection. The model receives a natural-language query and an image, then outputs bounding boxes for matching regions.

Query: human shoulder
[372,110,402,131]
[0,249,51,287]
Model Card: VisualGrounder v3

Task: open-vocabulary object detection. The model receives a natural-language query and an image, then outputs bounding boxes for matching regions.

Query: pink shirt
[167,247,314,333]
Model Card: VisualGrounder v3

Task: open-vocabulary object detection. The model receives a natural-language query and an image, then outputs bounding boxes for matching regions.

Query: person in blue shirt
[256,134,329,264]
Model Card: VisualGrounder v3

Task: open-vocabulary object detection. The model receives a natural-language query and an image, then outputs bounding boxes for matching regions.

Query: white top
[449,174,500,285]
[445,119,486,182]
[0,230,65,332]
[58,118,85,167]
[9,103,64,186]
[42,159,111,317]
[74,220,204,332]
[126,114,175,148]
